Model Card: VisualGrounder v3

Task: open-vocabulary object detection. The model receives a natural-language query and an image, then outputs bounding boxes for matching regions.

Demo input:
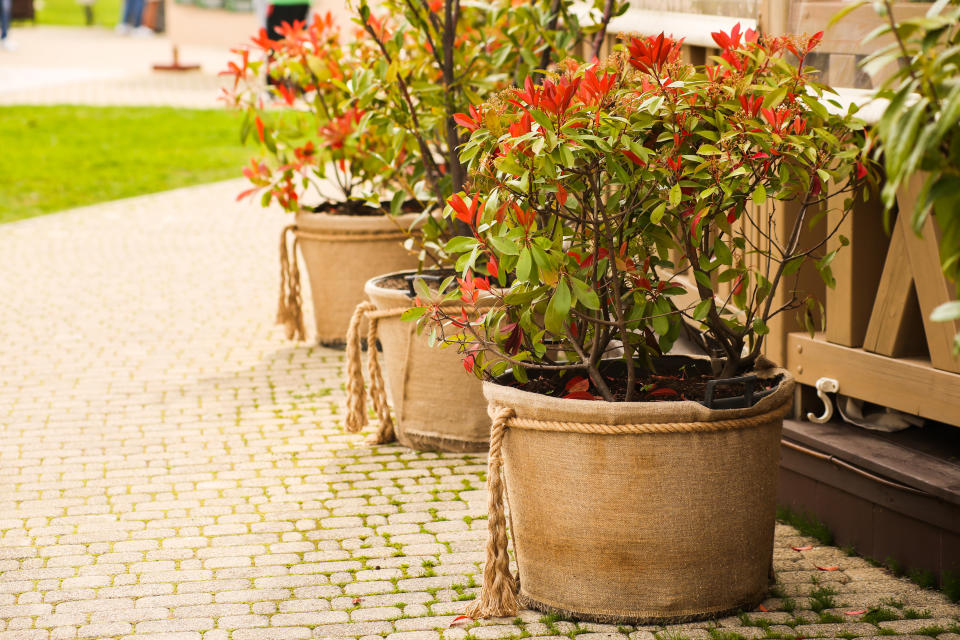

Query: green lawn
[26,0,122,27]
[0,106,252,224]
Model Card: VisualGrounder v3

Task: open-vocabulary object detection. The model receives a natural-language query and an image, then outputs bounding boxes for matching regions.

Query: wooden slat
[787,333,960,427]
[825,194,889,347]
[757,197,827,368]
[828,53,857,88]
[897,176,960,373]
[790,2,932,56]
[862,227,926,357]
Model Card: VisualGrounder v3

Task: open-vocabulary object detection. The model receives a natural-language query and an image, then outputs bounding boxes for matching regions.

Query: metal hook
[807,377,839,424]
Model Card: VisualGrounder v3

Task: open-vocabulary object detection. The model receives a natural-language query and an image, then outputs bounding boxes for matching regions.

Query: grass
[0,106,250,224]
[18,0,122,27]
[776,506,834,546]
[861,607,899,625]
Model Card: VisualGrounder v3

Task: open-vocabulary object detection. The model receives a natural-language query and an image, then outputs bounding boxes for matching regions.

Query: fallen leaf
[565,376,590,393]
[647,387,680,399]
[845,610,867,616]
[757,604,769,612]
[352,597,363,606]
[792,545,813,551]
[816,565,840,571]
[564,390,598,400]
[450,615,473,627]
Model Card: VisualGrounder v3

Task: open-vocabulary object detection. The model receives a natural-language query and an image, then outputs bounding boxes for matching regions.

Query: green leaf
[545,280,571,335]
[512,364,528,384]
[488,235,519,256]
[828,0,869,27]
[714,239,732,265]
[401,306,428,322]
[752,317,770,336]
[570,277,601,310]
[783,256,805,276]
[692,298,712,322]
[652,298,671,336]
[669,183,682,207]
[931,301,960,322]
[751,184,766,205]
[762,86,788,110]
[445,236,478,254]
[651,202,667,224]
[413,276,432,301]
[516,247,535,282]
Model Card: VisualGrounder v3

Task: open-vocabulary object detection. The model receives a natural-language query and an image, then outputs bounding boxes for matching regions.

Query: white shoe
[133,25,155,37]
[114,23,131,35]
[0,39,17,52]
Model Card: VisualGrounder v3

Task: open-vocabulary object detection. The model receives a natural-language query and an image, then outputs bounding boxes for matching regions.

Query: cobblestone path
[1,181,958,640]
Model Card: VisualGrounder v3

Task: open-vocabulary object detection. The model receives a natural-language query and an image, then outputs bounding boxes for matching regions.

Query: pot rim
[483,356,794,421]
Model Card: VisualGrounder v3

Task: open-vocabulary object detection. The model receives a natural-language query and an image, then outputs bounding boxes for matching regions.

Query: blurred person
[1,0,16,52]
[115,0,153,36]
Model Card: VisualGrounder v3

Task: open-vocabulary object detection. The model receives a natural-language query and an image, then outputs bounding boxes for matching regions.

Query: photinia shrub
[407,25,869,399]
[348,0,622,262]
[221,13,402,213]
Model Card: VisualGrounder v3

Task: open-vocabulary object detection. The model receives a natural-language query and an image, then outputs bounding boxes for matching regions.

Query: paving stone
[879,619,958,633]
[795,623,879,636]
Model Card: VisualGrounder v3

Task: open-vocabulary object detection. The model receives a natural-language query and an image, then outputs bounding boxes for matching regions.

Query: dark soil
[375,270,458,295]
[313,199,425,217]
[507,357,781,404]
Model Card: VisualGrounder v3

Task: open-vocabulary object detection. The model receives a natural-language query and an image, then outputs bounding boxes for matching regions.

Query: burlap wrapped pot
[276,211,422,345]
[342,270,490,452]
[469,364,794,624]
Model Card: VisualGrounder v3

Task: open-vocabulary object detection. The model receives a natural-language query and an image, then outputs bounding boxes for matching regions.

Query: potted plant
[341,0,619,449]
[837,0,959,349]
[410,27,867,621]
[222,14,423,346]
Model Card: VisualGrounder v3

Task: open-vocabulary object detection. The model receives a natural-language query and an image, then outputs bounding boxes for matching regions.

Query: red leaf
[792,545,813,551]
[487,257,498,279]
[816,565,840,571]
[757,604,769,612]
[845,610,867,616]
[462,353,475,373]
[565,376,590,393]
[622,149,645,166]
[352,597,363,605]
[563,391,598,400]
[647,387,680,399]
[450,616,472,627]
[255,116,265,142]
[557,184,568,206]
[448,193,474,226]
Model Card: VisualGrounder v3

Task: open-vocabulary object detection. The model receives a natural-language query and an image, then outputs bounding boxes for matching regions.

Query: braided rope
[343,298,493,444]
[276,225,306,341]
[344,302,396,444]
[466,407,518,619]
[500,401,791,435]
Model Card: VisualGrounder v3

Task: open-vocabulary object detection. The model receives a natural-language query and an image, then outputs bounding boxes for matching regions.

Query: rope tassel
[276,225,305,341]
[344,301,395,444]
[467,407,518,619]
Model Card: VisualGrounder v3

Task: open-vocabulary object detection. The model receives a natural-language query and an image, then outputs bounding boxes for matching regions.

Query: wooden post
[825,192,889,347]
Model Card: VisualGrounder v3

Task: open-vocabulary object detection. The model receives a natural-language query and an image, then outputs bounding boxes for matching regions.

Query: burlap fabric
[344,271,490,453]
[277,211,422,345]
[469,366,794,624]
